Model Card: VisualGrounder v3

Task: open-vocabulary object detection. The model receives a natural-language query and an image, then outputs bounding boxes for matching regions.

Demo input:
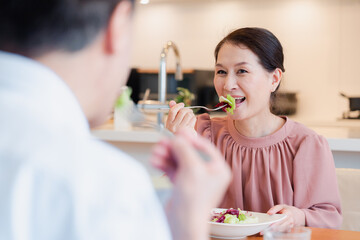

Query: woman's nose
[223,74,238,91]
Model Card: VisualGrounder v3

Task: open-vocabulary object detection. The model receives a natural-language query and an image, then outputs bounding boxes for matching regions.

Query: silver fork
[137,103,226,112]
[125,101,211,162]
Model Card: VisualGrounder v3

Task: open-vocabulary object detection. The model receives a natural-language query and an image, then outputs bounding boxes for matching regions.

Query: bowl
[209,208,286,239]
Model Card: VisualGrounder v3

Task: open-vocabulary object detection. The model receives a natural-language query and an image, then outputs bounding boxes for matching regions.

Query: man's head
[0,0,134,127]
[0,0,134,56]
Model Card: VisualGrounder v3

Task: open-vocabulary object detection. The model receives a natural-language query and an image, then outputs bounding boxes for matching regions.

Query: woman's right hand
[166,100,197,134]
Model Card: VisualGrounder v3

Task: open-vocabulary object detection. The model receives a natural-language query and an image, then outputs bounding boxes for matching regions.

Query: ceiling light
[140,0,149,4]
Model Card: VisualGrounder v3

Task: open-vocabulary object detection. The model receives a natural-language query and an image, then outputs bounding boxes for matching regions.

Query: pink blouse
[196,114,342,229]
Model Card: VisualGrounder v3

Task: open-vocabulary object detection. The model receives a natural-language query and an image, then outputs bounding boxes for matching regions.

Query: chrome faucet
[157,41,183,127]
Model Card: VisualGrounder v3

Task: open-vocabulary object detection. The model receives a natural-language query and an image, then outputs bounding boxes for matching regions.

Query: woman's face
[214,42,278,120]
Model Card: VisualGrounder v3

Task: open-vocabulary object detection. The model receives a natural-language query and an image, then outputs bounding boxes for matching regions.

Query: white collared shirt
[0,51,171,240]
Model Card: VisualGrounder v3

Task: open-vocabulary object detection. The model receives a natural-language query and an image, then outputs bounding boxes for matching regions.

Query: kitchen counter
[92,117,360,150]
[287,117,360,152]
[91,117,360,171]
[93,123,162,143]
[302,126,360,152]
[93,125,360,150]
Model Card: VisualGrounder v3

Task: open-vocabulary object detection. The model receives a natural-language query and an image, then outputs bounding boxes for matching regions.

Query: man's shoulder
[16,135,149,187]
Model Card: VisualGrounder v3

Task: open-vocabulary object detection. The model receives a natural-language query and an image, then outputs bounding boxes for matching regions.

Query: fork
[125,101,211,161]
[137,103,226,112]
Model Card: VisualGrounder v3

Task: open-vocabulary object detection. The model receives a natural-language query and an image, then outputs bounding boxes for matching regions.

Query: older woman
[166,27,342,230]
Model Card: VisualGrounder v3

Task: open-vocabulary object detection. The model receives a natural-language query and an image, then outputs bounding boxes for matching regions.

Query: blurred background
[127,0,360,122]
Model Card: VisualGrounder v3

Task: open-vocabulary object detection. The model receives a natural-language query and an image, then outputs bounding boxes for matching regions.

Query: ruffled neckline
[226,116,293,148]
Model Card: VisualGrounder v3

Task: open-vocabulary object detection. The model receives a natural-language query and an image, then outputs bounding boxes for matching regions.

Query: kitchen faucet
[157,41,183,127]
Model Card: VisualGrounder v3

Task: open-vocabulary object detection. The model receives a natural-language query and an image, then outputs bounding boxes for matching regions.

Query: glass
[264,227,312,240]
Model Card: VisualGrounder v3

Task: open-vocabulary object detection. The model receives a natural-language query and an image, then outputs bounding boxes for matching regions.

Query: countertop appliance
[271,91,298,116]
[340,92,360,119]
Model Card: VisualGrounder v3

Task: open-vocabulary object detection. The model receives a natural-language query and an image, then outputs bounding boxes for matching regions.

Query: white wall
[130,0,360,122]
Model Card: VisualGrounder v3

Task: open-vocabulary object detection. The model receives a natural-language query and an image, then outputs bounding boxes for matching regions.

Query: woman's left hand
[266,204,305,232]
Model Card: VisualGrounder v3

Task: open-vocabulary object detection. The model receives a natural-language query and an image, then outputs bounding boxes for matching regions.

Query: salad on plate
[209,208,286,239]
[211,208,259,224]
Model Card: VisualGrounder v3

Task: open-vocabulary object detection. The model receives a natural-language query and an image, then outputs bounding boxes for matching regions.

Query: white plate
[209,208,286,239]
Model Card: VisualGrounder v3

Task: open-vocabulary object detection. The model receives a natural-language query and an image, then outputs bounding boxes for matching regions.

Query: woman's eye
[217,70,226,75]
[238,69,247,74]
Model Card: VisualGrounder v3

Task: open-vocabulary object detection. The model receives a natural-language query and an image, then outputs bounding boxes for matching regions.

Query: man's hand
[150,129,231,240]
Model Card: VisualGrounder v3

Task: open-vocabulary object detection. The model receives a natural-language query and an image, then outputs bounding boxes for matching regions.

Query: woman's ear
[104,0,133,54]
[271,68,282,92]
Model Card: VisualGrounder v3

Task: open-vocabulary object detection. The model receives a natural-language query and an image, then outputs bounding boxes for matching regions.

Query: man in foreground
[0,0,231,239]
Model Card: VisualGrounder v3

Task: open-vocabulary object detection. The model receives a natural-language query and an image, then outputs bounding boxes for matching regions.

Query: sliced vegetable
[238,213,246,221]
[219,94,236,114]
[224,214,240,224]
[210,208,259,224]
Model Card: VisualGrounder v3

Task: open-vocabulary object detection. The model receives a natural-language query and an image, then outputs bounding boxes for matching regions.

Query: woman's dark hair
[214,27,285,99]
[0,0,134,56]
[215,27,285,72]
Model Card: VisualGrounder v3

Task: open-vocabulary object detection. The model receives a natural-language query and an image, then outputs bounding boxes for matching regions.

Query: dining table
[210,227,360,240]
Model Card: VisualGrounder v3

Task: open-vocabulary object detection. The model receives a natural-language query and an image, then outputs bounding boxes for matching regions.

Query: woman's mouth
[235,97,246,104]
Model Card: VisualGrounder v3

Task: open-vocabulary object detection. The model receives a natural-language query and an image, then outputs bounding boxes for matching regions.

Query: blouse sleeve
[195,113,212,141]
[293,134,342,229]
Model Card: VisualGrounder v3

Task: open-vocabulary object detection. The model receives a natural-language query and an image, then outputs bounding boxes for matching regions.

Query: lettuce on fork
[219,94,236,114]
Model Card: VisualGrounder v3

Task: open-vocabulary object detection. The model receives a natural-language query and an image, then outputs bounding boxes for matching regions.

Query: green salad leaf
[219,94,236,114]
[238,213,246,221]
[224,214,240,224]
